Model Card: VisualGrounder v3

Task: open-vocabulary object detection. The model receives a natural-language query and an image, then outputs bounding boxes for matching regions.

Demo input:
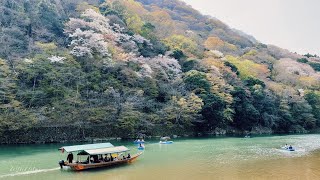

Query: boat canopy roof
[84,146,129,155]
[160,136,171,140]
[59,142,114,152]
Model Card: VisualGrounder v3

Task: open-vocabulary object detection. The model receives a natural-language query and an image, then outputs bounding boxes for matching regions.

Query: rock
[215,128,227,135]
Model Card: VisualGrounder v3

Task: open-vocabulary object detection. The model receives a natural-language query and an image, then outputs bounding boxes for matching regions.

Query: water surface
[1,134,320,180]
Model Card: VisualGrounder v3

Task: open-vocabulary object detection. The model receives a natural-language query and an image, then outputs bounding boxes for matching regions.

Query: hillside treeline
[0,0,319,142]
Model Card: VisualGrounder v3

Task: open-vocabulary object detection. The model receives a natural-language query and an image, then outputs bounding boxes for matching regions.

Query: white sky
[181,0,319,55]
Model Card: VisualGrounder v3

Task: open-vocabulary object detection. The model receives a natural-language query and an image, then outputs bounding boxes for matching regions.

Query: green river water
[0,134,320,180]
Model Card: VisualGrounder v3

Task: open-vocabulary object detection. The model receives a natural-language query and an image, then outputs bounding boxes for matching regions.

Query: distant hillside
[0,0,319,143]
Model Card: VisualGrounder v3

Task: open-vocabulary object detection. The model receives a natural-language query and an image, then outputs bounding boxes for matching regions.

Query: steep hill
[0,0,319,143]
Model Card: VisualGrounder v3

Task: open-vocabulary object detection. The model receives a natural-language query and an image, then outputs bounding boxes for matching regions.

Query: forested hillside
[0,0,319,143]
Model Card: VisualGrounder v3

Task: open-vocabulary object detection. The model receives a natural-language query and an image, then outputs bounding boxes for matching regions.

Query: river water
[0,134,320,180]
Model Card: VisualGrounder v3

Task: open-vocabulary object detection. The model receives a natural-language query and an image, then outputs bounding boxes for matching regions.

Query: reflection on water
[0,134,320,180]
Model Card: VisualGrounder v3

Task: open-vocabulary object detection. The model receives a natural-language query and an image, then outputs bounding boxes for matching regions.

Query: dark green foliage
[305,91,320,126]
[170,50,186,60]
[184,70,211,93]
[308,62,320,71]
[0,108,36,135]
[38,2,65,38]
[290,99,316,130]
[100,1,127,20]
[0,0,81,59]
[141,23,156,38]
[244,76,266,88]
[224,61,239,75]
[256,43,268,49]
[127,62,142,71]
[138,39,167,57]
[297,58,308,63]
[200,94,226,130]
[138,22,168,57]
[304,53,318,58]
[140,78,159,98]
[182,60,198,72]
[231,87,260,131]
[273,99,294,132]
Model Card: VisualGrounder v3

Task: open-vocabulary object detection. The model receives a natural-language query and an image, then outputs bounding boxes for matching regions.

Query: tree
[201,93,228,130]
[297,58,308,63]
[65,9,113,59]
[164,35,198,57]
[0,108,36,136]
[126,14,144,34]
[184,70,211,93]
[182,59,199,72]
[164,93,203,128]
[38,1,64,38]
[308,62,320,72]
[204,36,224,50]
[274,99,293,132]
[226,55,270,80]
[0,59,19,108]
[0,0,29,59]
[231,87,260,131]
[290,97,316,130]
[223,61,239,76]
[304,91,320,126]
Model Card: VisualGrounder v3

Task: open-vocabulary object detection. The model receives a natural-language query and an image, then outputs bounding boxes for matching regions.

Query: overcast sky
[181,0,319,55]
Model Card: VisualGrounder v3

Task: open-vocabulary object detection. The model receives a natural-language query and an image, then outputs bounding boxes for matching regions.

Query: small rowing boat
[138,146,145,150]
[159,141,173,144]
[159,136,173,144]
[134,140,145,144]
[281,146,295,151]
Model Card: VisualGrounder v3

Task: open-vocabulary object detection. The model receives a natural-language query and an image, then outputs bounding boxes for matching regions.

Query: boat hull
[65,152,142,171]
[159,141,173,144]
[134,141,145,144]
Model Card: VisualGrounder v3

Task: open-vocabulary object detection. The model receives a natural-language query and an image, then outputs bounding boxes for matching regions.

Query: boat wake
[0,167,60,179]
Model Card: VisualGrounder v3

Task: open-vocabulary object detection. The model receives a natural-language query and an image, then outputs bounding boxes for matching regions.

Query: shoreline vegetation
[0,0,319,144]
[1,126,319,144]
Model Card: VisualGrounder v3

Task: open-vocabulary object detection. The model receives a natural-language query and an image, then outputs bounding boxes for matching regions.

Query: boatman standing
[67,152,74,163]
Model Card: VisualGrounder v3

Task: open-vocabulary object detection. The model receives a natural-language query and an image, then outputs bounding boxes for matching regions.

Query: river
[0,134,320,180]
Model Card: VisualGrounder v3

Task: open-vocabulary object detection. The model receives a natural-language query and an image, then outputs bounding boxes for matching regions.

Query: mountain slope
[0,0,319,143]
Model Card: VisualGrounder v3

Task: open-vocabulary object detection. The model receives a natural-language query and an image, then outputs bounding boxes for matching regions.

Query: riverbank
[0,125,191,144]
[1,125,319,144]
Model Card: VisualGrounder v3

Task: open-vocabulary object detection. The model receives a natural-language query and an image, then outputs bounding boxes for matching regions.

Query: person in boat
[123,155,126,160]
[93,155,99,163]
[288,145,293,150]
[85,156,90,164]
[110,155,114,162]
[104,155,109,162]
[67,152,73,163]
[114,156,118,161]
[127,153,131,159]
[284,144,289,149]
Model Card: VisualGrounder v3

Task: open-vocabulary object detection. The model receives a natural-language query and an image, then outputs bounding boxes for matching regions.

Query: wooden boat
[58,143,142,171]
